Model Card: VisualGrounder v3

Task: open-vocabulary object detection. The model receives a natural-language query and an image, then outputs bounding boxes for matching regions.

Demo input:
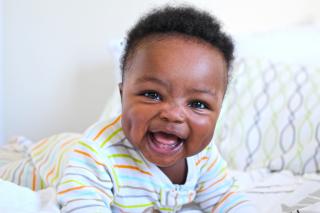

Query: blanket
[0,179,59,213]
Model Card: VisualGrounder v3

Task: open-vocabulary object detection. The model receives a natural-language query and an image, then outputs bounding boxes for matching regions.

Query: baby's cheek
[194,117,216,142]
[194,116,215,131]
[122,105,149,138]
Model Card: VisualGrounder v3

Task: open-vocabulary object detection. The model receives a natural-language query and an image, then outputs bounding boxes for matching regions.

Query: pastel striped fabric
[0,133,82,191]
[0,115,255,212]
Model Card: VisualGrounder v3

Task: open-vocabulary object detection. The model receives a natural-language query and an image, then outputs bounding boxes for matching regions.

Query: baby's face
[120,35,227,168]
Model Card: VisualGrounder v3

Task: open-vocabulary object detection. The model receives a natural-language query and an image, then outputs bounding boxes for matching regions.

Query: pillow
[99,86,122,121]
[99,40,123,121]
[214,58,320,174]
[233,26,320,66]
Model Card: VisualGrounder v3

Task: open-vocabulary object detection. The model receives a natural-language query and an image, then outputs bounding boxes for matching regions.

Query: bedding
[231,169,320,212]
[0,179,59,213]
[214,26,320,174]
[215,58,320,174]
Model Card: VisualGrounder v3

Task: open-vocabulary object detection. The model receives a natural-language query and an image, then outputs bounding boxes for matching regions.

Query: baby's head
[119,6,234,168]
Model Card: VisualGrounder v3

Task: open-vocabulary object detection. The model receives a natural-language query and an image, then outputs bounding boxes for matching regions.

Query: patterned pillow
[214,58,320,174]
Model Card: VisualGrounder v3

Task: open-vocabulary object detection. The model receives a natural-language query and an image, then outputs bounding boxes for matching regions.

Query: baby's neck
[158,159,188,185]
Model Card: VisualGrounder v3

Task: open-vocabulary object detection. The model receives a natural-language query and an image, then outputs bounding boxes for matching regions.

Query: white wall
[0,0,4,144]
[3,0,319,142]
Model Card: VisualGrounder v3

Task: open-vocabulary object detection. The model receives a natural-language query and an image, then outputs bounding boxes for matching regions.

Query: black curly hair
[121,5,234,85]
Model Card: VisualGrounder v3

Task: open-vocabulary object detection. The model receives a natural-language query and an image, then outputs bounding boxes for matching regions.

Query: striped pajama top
[1,115,255,212]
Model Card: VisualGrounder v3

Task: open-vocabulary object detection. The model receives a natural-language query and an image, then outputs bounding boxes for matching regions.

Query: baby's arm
[194,144,256,213]
[56,139,114,213]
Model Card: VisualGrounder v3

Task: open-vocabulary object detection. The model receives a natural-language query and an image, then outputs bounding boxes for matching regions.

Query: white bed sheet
[232,169,320,212]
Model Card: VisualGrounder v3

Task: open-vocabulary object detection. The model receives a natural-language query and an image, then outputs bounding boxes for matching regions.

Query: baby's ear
[118,82,123,100]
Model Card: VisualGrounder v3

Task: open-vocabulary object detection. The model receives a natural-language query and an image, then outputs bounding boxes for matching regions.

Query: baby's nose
[159,103,186,123]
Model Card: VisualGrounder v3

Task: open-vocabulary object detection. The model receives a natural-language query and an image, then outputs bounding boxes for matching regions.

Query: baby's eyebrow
[188,88,217,97]
[136,76,169,87]
[136,76,216,97]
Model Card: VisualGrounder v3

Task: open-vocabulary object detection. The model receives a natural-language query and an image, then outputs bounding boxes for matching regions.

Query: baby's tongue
[153,132,178,145]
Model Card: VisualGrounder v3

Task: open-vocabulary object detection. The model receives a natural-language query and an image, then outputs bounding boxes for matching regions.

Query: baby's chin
[143,151,187,169]
[145,155,180,167]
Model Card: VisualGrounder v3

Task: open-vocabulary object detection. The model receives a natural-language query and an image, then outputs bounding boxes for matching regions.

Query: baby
[0,6,256,212]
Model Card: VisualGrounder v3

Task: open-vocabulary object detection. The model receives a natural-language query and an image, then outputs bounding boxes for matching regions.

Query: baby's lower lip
[147,132,183,155]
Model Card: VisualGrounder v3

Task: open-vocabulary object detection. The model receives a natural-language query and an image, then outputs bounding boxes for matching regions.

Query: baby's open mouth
[148,131,183,154]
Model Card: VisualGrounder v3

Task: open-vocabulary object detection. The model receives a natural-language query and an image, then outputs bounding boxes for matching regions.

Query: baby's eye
[188,100,209,110]
[142,91,161,101]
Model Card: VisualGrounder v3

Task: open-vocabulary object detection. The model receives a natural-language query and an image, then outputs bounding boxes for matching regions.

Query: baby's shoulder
[82,115,126,149]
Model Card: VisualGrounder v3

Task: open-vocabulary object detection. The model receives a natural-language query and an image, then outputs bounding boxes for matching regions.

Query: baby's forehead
[126,33,226,69]
[135,33,219,53]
